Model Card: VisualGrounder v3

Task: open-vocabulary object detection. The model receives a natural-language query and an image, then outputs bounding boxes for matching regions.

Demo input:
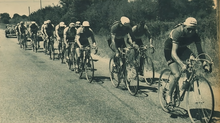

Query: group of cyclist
[15,19,97,73]
[14,16,212,106]
[108,16,212,106]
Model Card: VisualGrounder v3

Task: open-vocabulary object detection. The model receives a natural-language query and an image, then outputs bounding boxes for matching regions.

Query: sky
[0,0,60,17]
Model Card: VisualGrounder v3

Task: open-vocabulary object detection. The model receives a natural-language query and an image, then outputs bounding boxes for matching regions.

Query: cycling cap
[82,21,90,27]
[20,21,24,24]
[43,21,47,24]
[59,22,65,27]
[183,17,197,26]
[69,22,75,26]
[76,21,81,26]
[120,16,130,26]
[46,20,51,23]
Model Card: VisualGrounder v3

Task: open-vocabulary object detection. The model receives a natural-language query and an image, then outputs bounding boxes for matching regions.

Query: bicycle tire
[109,57,120,88]
[143,56,155,85]
[186,76,214,123]
[125,61,139,96]
[85,55,94,83]
[158,69,172,112]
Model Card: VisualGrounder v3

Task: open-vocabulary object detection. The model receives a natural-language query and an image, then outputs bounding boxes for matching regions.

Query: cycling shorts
[164,47,193,66]
[107,38,126,52]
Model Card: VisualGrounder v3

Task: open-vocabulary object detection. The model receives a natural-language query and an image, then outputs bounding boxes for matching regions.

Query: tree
[0,13,11,24]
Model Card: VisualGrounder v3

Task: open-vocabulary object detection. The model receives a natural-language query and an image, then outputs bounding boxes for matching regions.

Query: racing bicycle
[136,45,155,85]
[78,46,97,83]
[158,53,214,123]
[109,47,139,96]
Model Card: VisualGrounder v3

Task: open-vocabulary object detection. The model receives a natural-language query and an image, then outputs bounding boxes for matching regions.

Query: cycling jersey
[64,27,76,42]
[111,21,132,39]
[44,23,54,36]
[18,25,27,34]
[55,25,66,38]
[164,25,201,50]
[29,23,39,33]
[75,27,95,45]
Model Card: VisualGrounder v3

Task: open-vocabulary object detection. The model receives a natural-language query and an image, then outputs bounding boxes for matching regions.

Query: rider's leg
[75,47,81,71]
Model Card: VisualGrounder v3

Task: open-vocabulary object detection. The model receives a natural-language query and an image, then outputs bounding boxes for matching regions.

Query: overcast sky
[0,0,60,17]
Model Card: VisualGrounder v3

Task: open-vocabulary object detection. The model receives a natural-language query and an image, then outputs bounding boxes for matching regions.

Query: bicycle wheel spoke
[186,76,214,123]
[158,69,172,112]
[143,56,155,85]
[109,57,120,88]
[126,63,139,96]
[85,56,94,83]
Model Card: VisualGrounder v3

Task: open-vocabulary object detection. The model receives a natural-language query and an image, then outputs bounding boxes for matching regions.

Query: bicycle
[57,39,65,63]
[109,47,139,96]
[78,46,97,83]
[45,36,55,60]
[20,33,27,50]
[31,33,38,52]
[66,42,76,70]
[158,53,214,123]
[136,45,155,85]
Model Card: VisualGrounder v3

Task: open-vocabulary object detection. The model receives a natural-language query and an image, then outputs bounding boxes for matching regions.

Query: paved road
[0,29,219,123]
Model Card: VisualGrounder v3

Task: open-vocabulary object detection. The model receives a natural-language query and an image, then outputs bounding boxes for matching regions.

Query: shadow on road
[189,108,220,123]
[93,76,110,84]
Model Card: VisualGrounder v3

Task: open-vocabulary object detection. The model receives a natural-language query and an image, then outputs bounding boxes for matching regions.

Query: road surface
[0,29,219,123]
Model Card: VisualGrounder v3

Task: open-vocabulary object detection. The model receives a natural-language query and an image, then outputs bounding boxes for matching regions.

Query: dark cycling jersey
[76,27,95,45]
[64,27,76,42]
[56,25,66,38]
[19,25,27,34]
[30,23,38,33]
[164,25,201,50]
[111,21,132,39]
[44,23,54,36]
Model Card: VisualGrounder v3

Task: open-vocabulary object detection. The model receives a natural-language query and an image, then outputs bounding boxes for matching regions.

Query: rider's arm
[89,28,96,45]
[63,27,68,45]
[75,29,82,48]
[144,25,153,46]
[55,25,60,38]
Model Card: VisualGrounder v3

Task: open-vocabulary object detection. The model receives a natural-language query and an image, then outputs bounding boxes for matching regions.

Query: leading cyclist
[164,17,212,105]
[43,20,55,56]
[75,21,97,72]
[18,21,28,48]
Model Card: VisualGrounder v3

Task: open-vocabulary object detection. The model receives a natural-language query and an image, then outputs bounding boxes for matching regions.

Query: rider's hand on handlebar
[150,44,155,54]
[181,63,187,72]
[203,61,212,73]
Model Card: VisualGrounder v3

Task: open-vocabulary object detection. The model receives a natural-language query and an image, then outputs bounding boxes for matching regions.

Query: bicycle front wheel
[186,76,214,123]
[125,62,139,96]
[158,69,172,112]
[85,55,94,83]
[143,56,155,85]
[109,57,120,88]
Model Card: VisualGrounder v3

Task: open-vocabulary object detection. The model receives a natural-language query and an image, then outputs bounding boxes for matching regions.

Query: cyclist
[63,22,77,65]
[107,16,133,71]
[29,21,40,48]
[55,21,66,59]
[18,21,28,48]
[164,17,212,105]
[75,21,97,72]
[41,21,47,50]
[130,21,154,76]
[15,23,20,43]
[43,20,55,55]
[75,21,81,30]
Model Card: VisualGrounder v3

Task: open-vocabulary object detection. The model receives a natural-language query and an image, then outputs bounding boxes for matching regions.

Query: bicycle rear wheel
[109,57,120,87]
[85,55,94,83]
[125,62,139,96]
[143,56,155,85]
[158,69,172,112]
[186,76,214,123]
